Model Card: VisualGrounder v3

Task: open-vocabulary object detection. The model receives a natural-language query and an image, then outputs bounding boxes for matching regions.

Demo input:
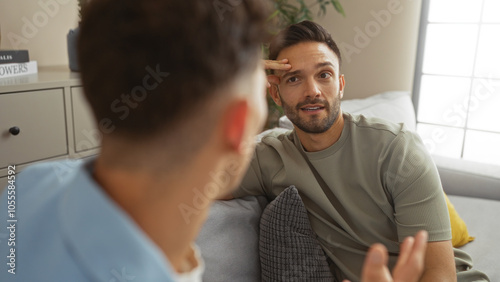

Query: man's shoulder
[0,158,178,281]
[246,128,296,177]
[257,127,292,142]
[346,113,419,141]
[0,159,86,228]
[20,159,83,179]
[0,159,86,246]
[344,113,426,160]
[347,113,407,135]
[255,128,294,151]
[14,159,84,197]
[0,159,89,281]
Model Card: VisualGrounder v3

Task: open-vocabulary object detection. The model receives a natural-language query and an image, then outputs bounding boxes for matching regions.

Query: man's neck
[295,111,344,152]
[93,155,212,274]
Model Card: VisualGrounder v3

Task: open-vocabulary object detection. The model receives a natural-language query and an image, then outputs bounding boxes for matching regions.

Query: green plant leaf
[267,9,281,21]
[317,3,327,17]
[330,0,345,17]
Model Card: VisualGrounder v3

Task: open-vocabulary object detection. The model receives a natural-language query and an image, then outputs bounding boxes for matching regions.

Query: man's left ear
[339,74,345,99]
[223,100,248,153]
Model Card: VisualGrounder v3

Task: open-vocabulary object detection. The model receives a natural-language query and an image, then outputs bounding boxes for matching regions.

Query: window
[413,0,500,166]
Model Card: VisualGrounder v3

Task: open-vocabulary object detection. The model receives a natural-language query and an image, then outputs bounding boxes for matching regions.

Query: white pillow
[279,91,416,131]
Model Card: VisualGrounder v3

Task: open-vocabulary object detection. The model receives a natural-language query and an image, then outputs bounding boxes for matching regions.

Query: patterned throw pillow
[259,186,334,281]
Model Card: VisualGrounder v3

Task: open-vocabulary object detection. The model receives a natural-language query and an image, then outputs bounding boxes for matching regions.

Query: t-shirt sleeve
[384,130,452,242]
[232,144,268,198]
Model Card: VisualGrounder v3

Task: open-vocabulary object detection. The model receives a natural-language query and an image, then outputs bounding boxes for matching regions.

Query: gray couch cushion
[259,186,333,281]
[449,195,500,281]
[196,196,268,282]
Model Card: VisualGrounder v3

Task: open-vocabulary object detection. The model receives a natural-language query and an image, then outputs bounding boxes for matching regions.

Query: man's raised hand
[343,230,428,282]
[263,59,291,88]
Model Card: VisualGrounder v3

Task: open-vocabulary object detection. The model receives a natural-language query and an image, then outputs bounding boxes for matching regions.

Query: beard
[280,91,341,134]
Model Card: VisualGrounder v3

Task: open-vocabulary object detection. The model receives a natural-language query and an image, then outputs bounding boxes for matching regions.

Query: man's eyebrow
[281,70,301,80]
[316,62,335,68]
[280,61,336,80]
[316,61,338,76]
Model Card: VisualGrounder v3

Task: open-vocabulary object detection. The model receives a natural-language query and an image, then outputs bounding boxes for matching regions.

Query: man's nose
[303,78,321,98]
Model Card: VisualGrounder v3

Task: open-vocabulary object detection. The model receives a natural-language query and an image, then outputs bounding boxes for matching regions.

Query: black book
[0,50,30,64]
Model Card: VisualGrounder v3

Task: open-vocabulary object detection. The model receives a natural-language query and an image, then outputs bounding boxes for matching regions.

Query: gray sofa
[436,155,500,281]
[197,92,500,281]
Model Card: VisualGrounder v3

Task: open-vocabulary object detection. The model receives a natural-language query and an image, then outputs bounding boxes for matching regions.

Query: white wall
[315,0,422,99]
[0,0,78,67]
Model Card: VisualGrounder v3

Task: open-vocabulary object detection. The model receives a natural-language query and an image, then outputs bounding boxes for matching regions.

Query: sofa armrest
[433,155,500,201]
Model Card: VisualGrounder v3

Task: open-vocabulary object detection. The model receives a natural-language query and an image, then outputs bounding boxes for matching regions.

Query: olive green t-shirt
[234,112,451,281]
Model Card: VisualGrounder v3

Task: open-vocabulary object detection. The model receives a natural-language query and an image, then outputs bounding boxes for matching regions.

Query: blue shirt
[0,159,177,281]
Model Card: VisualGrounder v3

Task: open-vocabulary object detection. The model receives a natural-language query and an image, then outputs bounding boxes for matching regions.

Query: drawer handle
[9,126,20,136]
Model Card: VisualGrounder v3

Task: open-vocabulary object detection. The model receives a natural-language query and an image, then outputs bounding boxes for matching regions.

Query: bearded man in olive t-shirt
[231,20,487,282]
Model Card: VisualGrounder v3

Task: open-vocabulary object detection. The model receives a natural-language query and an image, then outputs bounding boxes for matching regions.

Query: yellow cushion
[445,194,475,247]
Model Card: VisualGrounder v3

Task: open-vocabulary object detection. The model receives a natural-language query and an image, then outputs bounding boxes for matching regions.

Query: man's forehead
[275,42,339,76]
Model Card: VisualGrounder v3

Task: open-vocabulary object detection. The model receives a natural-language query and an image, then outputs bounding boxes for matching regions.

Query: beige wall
[0,0,78,67]
[316,0,422,99]
[0,0,421,96]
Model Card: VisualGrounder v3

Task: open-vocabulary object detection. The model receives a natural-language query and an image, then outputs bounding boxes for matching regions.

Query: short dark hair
[268,20,341,67]
[78,0,269,138]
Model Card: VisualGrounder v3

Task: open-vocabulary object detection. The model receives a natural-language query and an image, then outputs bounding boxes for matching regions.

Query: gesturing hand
[344,230,428,282]
[263,59,291,88]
